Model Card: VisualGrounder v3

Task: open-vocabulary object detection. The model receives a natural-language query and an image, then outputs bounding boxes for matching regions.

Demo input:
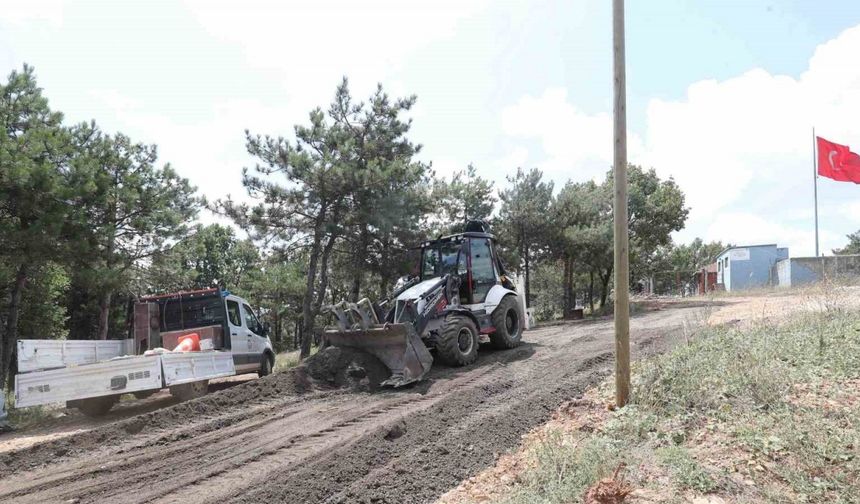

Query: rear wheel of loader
[169,380,209,401]
[489,295,524,349]
[72,395,119,418]
[436,315,479,366]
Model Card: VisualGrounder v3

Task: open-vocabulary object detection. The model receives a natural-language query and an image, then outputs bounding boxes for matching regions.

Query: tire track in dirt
[0,306,699,504]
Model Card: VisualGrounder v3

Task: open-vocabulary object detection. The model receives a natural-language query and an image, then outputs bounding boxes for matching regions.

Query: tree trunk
[98,228,117,341]
[598,267,612,309]
[561,256,570,320]
[565,256,576,318]
[313,232,338,314]
[524,244,531,307]
[97,290,112,340]
[350,226,370,302]
[588,271,595,313]
[300,214,327,360]
[2,263,28,389]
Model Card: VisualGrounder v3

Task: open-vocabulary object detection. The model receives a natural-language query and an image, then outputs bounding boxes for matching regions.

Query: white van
[15,288,275,416]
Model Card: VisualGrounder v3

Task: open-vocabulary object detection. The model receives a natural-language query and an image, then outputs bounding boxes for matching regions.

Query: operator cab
[418,223,511,305]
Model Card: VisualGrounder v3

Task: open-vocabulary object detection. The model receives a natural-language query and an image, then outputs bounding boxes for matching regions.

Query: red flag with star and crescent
[817,136,860,183]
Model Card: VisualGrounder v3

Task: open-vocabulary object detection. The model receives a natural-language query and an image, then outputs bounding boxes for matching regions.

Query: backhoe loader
[324,221,524,387]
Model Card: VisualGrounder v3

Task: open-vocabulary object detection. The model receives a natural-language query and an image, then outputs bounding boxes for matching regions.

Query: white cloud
[500,23,860,257]
[0,1,65,27]
[705,212,841,259]
[89,89,141,112]
[499,88,645,184]
[182,0,489,121]
[492,146,529,175]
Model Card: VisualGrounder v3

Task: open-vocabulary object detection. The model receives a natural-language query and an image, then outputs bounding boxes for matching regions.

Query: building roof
[715,243,778,258]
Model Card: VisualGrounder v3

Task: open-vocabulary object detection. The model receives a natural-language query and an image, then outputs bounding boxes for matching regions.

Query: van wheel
[72,395,119,417]
[490,295,524,349]
[436,315,479,366]
[258,353,273,377]
[169,380,209,401]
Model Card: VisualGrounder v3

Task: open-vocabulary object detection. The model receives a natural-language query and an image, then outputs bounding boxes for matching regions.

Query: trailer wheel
[489,295,524,349]
[73,395,119,418]
[258,353,273,377]
[169,380,209,401]
[436,314,479,366]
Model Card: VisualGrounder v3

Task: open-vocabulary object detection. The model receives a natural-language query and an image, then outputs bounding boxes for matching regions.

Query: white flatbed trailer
[15,339,236,414]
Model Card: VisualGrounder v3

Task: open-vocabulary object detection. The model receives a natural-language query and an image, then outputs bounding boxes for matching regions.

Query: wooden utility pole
[612,0,631,407]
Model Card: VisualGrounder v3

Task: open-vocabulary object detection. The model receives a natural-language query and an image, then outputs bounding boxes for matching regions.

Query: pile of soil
[298,346,391,391]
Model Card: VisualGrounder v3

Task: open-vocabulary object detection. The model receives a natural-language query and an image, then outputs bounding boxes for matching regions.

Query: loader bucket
[323,323,433,387]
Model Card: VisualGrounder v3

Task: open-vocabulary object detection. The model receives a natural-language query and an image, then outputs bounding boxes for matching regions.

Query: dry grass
[439,286,860,504]
[273,345,319,373]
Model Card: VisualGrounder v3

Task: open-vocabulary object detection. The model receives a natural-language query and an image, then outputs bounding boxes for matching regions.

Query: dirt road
[0,304,703,504]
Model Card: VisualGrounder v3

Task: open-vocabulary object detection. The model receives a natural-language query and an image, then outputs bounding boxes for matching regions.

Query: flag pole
[813,127,819,257]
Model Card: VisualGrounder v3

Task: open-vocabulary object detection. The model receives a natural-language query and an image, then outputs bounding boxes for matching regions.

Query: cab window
[226,300,242,327]
[470,238,496,303]
[420,241,464,279]
[243,304,262,334]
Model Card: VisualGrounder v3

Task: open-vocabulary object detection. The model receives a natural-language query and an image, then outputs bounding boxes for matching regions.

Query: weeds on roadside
[656,445,720,493]
[273,346,320,373]
[4,391,58,430]
[501,434,623,504]
[498,303,860,503]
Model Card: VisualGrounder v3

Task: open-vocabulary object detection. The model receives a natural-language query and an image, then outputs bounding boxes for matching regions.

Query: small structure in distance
[713,244,789,292]
[776,254,860,287]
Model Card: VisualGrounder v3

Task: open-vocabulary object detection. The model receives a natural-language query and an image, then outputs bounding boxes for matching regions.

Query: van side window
[243,304,261,334]
[226,300,242,327]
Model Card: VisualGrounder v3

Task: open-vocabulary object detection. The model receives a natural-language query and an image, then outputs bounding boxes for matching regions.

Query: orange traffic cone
[174,333,201,352]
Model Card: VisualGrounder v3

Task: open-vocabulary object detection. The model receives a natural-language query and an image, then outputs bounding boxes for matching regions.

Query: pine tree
[498,167,554,306]
[432,163,496,234]
[0,66,73,385]
[73,130,199,339]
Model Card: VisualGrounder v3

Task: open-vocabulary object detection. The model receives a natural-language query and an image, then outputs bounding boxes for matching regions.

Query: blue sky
[3,0,860,256]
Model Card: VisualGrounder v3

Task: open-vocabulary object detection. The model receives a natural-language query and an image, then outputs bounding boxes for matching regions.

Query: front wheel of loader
[436,315,479,366]
[489,295,524,349]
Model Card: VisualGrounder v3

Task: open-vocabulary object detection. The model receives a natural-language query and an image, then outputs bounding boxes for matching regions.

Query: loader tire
[490,295,524,349]
[169,380,209,402]
[436,314,479,366]
[73,395,119,418]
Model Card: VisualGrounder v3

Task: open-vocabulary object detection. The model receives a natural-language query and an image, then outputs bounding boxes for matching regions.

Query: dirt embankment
[0,305,700,504]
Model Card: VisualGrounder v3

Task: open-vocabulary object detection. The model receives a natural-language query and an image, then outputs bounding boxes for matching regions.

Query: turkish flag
[817,136,860,183]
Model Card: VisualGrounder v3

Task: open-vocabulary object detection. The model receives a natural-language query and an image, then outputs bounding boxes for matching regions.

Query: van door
[225,298,253,371]
[240,303,265,355]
